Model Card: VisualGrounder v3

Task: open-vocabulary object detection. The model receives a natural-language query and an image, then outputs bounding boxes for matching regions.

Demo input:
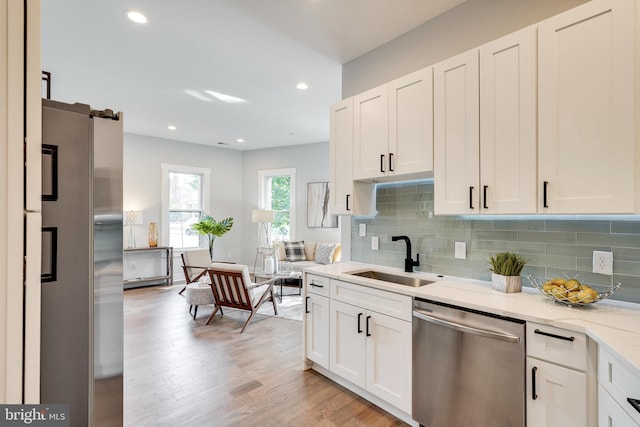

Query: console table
[123,246,173,288]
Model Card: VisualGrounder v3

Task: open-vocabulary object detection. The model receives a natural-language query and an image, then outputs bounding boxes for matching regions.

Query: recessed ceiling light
[296,82,309,90]
[236,138,245,143]
[167,125,176,130]
[126,10,148,24]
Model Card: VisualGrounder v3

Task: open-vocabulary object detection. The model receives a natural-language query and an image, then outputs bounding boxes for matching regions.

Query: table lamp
[125,210,143,248]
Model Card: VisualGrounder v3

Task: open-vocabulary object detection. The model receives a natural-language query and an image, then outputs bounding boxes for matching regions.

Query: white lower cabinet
[598,346,640,426]
[305,292,330,369]
[599,385,640,427]
[526,323,593,427]
[526,357,587,427]
[329,299,412,414]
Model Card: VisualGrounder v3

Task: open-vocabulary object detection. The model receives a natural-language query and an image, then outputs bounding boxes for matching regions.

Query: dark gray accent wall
[351,182,640,303]
[342,0,588,97]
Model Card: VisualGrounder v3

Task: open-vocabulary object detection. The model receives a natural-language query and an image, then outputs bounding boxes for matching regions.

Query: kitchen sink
[348,270,435,287]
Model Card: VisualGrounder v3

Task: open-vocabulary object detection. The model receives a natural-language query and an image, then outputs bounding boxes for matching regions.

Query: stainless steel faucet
[391,235,420,272]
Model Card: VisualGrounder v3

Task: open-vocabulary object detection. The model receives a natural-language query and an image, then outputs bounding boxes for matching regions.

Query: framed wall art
[307,182,338,228]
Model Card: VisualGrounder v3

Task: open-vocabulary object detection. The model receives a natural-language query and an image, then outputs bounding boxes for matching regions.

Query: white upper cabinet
[353,85,389,180]
[479,26,537,214]
[330,98,355,215]
[388,68,434,177]
[434,49,480,215]
[435,28,537,216]
[538,0,635,214]
[353,68,433,181]
[330,98,376,216]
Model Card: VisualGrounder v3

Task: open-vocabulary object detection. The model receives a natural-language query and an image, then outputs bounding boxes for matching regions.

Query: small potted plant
[488,252,528,293]
[190,215,234,260]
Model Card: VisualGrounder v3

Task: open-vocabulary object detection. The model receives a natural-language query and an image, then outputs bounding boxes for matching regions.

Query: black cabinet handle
[483,185,488,209]
[534,328,575,342]
[532,366,538,400]
[543,181,549,208]
[366,315,372,337]
[357,313,363,333]
[346,194,351,211]
[305,296,310,314]
[469,186,475,209]
[310,282,324,288]
[380,154,385,173]
[389,153,394,172]
[627,398,640,415]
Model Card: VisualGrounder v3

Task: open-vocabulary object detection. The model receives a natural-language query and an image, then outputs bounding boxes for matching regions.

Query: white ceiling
[42,0,465,151]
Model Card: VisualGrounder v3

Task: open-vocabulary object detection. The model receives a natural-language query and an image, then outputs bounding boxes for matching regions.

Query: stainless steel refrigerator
[41,99,123,426]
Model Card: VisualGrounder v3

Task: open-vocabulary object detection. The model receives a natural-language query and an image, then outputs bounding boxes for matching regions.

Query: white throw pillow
[314,243,338,265]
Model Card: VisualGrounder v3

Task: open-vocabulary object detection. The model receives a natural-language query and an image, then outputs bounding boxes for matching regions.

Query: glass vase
[148,222,158,247]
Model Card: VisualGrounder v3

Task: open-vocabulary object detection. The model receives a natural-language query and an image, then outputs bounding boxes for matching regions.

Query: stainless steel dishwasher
[412,298,526,427]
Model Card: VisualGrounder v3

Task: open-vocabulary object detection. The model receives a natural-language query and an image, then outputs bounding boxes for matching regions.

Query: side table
[254,271,302,301]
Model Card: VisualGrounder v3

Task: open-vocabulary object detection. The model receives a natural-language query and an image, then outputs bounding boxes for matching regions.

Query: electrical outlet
[593,251,613,275]
[359,223,367,237]
[455,242,466,260]
[371,236,379,251]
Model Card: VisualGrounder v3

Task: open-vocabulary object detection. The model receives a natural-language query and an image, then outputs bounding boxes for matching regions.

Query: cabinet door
[538,0,634,213]
[305,294,330,369]
[599,386,640,427]
[389,67,433,177]
[353,85,389,180]
[365,312,412,414]
[527,357,587,427]
[479,26,537,214]
[330,98,354,215]
[329,300,365,388]
[434,49,480,215]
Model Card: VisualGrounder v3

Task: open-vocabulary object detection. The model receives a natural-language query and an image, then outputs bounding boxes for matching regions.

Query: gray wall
[352,183,640,303]
[342,0,587,96]
[241,142,341,267]
[123,133,244,280]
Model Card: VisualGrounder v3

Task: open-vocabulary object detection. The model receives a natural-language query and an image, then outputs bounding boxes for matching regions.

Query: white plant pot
[491,273,522,293]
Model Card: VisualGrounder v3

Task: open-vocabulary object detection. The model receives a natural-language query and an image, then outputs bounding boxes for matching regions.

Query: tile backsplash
[351,181,640,303]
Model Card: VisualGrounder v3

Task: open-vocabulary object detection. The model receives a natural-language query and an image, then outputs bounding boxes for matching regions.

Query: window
[161,164,210,250]
[258,168,296,242]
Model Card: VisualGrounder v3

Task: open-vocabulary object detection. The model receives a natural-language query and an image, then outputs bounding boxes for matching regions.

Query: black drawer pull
[346,194,351,211]
[366,315,372,337]
[380,154,385,173]
[532,366,538,400]
[310,282,324,288]
[543,181,549,208]
[483,185,488,209]
[357,313,363,333]
[534,329,575,342]
[469,186,474,209]
[389,153,394,172]
[305,296,310,314]
[628,398,640,415]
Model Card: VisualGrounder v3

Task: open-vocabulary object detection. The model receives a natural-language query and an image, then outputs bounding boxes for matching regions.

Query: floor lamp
[252,209,275,275]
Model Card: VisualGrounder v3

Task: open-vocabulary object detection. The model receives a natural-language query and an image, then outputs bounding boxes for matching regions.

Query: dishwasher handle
[413,308,521,344]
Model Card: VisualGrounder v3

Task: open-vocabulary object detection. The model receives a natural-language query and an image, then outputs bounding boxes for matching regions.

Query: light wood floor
[124,285,408,427]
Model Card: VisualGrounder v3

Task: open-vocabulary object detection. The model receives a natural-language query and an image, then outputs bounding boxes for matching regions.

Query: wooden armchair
[205,263,278,333]
[179,249,213,294]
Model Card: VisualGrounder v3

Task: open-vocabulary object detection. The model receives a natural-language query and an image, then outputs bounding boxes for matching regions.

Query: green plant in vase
[191,215,234,259]
[488,252,528,293]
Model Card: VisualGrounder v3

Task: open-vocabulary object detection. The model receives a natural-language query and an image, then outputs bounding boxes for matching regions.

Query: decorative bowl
[527,275,621,307]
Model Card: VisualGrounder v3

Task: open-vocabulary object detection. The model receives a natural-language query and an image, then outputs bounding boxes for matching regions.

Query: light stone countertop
[304,261,640,377]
